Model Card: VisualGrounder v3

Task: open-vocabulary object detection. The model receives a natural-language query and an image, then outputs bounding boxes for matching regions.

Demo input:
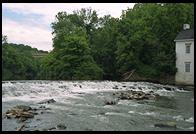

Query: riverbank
[125,74,194,91]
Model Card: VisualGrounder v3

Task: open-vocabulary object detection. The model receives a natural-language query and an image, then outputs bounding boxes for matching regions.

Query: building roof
[174,29,194,41]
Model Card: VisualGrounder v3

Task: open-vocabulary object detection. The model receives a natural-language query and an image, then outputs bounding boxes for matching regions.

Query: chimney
[183,24,190,30]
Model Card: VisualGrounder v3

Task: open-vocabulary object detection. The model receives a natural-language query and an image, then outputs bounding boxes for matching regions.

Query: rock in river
[13,105,32,111]
[37,99,56,104]
[56,124,67,129]
[113,90,159,100]
[104,100,117,105]
[154,122,177,128]
[113,85,119,89]
[4,105,37,121]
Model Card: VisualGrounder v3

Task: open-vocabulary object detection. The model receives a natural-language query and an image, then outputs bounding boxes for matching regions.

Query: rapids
[2,81,194,131]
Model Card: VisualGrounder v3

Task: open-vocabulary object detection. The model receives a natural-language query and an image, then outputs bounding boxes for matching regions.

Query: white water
[2,81,194,131]
[2,81,184,103]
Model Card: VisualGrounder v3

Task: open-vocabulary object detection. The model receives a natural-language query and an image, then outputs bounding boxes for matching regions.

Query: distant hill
[2,43,48,80]
[5,43,48,56]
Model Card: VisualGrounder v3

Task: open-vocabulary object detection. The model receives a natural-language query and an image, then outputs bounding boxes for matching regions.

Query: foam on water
[105,112,130,118]
[173,115,184,121]
[90,115,109,123]
[188,126,194,130]
[2,81,188,103]
[128,111,135,114]
[2,81,194,131]
[138,112,157,116]
[185,117,194,123]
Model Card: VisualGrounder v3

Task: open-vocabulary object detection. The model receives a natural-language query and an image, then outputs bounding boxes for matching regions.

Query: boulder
[4,105,36,121]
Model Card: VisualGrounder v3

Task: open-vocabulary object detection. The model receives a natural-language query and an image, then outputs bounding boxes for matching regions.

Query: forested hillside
[2,38,48,80]
[2,3,194,81]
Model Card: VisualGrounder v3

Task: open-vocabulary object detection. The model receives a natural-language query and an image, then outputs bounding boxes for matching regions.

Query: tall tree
[116,3,194,79]
[91,16,119,79]
[43,10,103,80]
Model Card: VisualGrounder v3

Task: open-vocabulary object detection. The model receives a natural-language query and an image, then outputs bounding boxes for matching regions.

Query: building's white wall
[175,40,194,85]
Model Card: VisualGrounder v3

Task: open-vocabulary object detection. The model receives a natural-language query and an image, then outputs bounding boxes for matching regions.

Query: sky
[2,3,135,51]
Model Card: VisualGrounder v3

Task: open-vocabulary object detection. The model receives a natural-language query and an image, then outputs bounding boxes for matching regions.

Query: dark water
[2,81,194,131]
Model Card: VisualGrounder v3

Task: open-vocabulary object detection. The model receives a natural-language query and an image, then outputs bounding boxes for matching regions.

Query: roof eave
[174,39,194,42]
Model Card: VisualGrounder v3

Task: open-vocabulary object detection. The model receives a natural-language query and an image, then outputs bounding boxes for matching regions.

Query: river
[2,80,194,131]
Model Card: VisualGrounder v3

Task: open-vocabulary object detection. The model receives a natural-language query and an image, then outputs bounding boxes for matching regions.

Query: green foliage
[42,11,103,80]
[2,4,194,81]
[91,17,119,79]
[2,43,47,80]
[115,3,193,79]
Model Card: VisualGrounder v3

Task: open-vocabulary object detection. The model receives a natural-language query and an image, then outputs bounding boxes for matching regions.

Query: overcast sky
[2,3,135,51]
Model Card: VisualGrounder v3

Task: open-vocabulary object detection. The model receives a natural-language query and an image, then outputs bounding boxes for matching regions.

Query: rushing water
[2,81,194,131]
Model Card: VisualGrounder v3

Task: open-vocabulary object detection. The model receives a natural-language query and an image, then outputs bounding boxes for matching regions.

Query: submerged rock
[154,122,177,128]
[113,85,119,89]
[104,100,117,105]
[17,117,29,122]
[38,106,51,111]
[113,90,158,100]
[163,87,174,91]
[84,128,93,131]
[47,127,56,131]
[37,99,56,104]
[56,124,67,129]
[13,105,32,111]
[39,106,46,109]
[58,85,67,89]
[16,123,26,131]
[129,86,136,89]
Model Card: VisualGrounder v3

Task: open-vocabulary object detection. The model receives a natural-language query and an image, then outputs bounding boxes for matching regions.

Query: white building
[174,24,194,85]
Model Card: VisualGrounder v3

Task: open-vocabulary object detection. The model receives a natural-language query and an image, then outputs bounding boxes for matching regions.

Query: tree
[2,43,45,80]
[43,11,103,80]
[115,3,194,79]
[2,4,194,81]
[51,8,100,50]
[2,35,7,44]
[91,16,119,79]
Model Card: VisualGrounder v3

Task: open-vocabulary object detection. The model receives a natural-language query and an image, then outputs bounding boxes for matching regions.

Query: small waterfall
[2,81,189,102]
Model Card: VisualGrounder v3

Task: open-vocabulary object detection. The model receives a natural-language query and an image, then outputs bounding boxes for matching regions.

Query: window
[185,43,191,53]
[185,62,191,72]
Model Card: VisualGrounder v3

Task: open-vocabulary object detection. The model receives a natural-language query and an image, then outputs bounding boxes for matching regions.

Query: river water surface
[2,81,194,131]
